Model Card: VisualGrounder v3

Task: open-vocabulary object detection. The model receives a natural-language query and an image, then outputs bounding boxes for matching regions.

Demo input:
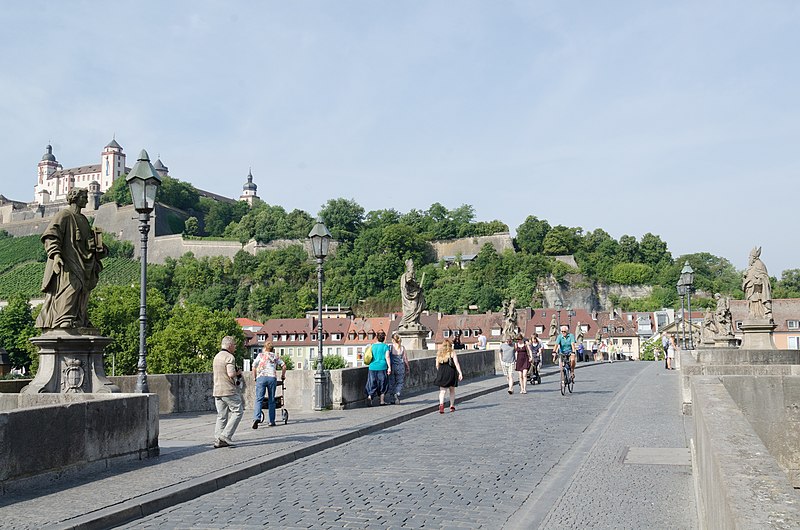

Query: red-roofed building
[345,317,391,366]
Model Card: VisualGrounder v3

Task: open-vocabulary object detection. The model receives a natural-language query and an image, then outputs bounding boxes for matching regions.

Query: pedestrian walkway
[0,360,695,529]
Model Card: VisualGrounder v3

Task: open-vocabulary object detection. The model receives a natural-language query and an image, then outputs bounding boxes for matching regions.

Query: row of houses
[236,300,800,369]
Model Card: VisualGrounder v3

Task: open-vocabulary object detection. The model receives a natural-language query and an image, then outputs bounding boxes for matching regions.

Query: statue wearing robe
[742,247,773,321]
[399,258,425,328]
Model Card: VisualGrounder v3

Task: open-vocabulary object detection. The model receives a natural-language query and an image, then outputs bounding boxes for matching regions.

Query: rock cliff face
[430,233,515,260]
[538,273,653,311]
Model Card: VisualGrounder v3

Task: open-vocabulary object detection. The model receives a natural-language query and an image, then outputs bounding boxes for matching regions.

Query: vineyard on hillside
[0,253,141,301]
[0,235,45,274]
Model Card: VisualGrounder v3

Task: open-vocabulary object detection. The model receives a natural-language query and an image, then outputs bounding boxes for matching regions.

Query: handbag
[364,344,373,365]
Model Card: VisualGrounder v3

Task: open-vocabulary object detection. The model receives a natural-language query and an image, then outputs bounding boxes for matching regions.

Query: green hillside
[0,235,45,274]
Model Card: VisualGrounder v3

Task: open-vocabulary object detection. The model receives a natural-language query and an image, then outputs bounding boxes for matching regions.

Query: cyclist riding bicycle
[553,325,577,381]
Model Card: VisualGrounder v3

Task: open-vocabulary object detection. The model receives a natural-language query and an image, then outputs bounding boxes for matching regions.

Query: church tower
[35,144,61,204]
[239,168,259,206]
[100,138,126,192]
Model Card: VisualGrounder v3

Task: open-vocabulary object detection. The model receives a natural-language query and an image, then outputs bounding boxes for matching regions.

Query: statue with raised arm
[742,246,773,321]
[399,258,425,328]
[35,188,107,329]
[575,321,584,343]
[714,293,734,338]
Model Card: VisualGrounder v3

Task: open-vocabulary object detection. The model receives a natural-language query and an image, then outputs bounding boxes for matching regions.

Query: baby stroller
[527,352,542,385]
[257,379,289,425]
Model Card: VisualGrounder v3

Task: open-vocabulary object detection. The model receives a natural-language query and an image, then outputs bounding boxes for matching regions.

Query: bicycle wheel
[567,370,574,393]
[560,367,566,395]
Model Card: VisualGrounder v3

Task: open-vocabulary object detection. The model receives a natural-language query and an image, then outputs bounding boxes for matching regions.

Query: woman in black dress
[434,339,463,413]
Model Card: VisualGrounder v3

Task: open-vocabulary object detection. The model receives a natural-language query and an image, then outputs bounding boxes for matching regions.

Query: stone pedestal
[22,329,120,394]
[396,325,429,351]
[713,336,738,348]
[739,319,777,350]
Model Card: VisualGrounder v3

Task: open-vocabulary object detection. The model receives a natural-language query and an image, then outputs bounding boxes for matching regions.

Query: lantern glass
[308,219,332,259]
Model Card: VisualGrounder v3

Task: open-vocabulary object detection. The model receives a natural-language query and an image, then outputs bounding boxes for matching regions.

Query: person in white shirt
[251,342,286,429]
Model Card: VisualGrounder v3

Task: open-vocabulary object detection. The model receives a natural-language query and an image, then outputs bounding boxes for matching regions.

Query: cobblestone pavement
[121,362,697,529]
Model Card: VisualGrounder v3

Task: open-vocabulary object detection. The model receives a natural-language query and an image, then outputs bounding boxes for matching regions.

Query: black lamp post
[126,150,161,393]
[309,217,332,411]
[680,261,695,349]
[677,272,687,349]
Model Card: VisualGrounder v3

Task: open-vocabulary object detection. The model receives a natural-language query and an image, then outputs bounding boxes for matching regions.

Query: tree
[0,295,37,370]
[319,198,365,243]
[775,269,800,298]
[99,175,131,205]
[617,235,641,263]
[515,216,551,255]
[183,216,199,237]
[148,303,245,374]
[610,263,655,285]
[542,225,579,255]
[639,233,671,268]
[201,198,249,237]
[88,285,170,375]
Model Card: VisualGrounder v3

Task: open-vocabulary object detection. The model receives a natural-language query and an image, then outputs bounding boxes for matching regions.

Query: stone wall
[0,393,159,489]
[538,273,653,311]
[691,376,800,528]
[430,233,515,261]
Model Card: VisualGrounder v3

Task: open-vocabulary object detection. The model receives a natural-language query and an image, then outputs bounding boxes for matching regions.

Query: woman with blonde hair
[433,339,463,414]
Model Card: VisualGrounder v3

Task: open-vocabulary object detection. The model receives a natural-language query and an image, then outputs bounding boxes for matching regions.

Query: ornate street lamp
[680,261,695,349]
[126,150,161,393]
[554,300,563,328]
[677,271,687,350]
[309,217,332,411]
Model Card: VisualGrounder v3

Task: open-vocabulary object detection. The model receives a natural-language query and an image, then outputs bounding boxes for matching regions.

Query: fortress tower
[239,169,259,206]
[99,138,126,190]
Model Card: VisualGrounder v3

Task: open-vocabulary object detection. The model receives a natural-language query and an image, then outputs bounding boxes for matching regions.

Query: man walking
[661,333,670,370]
[213,336,243,448]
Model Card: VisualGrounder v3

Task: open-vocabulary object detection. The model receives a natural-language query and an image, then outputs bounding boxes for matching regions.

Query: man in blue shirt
[554,325,577,380]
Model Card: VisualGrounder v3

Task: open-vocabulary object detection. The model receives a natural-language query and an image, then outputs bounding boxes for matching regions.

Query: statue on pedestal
[35,188,107,330]
[501,299,517,340]
[742,246,773,322]
[575,322,584,344]
[23,187,119,394]
[399,258,425,329]
[702,308,716,344]
[549,314,558,340]
[713,293,734,338]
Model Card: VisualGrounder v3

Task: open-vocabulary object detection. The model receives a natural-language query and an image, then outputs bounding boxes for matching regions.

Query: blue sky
[1,1,798,275]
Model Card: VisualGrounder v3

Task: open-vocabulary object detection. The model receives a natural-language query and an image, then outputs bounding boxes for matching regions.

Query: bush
[639,339,659,361]
[280,354,294,370]
[312,354,347,370]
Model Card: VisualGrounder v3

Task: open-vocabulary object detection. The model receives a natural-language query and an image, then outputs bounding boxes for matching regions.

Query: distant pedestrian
[514,335,531,394]
[453,333,465,350]
[499,338,516,394]
[251,341,286,429]
[591,342,598,362]
[212,335,243,448]
[365,331,391,406]
[661,334,670,369]
[387,333,410,404]
[529,333,543,373]
[577,342,585,362]
[667,335,677,370]
[477,331,488,350]
[434,339,463,413]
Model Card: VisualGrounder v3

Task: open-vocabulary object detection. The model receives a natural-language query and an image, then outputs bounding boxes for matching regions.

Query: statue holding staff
[742,246,773,321]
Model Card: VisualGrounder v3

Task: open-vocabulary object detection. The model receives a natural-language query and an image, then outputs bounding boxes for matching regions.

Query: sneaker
[218,436,234,448]
[508,389,513,395]
[268,422,277,427]
[394,393,401,405]
[366,396,373,407]
[252,420,259,430]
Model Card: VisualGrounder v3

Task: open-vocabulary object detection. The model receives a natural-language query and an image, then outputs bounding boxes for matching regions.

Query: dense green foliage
[0,295,37,369]
[3,195,799,375]
[101,174,201,213]
[312,354,347,370]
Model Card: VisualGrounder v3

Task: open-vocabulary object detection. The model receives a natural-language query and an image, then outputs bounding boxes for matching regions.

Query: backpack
[364,344,373,365]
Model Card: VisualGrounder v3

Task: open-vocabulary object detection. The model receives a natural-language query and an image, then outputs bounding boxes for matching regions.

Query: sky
[1,1,798,275]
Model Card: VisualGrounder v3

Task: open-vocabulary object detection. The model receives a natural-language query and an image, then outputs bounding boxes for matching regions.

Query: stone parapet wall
[0,393,159,490]
[430,233,514,261]
[691,376,800,528]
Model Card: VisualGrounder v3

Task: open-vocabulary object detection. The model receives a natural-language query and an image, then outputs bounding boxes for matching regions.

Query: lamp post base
[22,329,120,394]
[313,370,330,411]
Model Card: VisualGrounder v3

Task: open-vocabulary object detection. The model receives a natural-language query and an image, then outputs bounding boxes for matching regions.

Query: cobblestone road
[120,362,696,529]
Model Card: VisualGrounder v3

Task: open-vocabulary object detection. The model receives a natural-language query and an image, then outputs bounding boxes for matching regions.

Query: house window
[310,348,315,356]
[463,330,471,337]
[622,339,632,348]
[288,348,293,356]
[279,348,285,355]
[297,362,303,370]
[735,321,743,331]
[535,326,544,334]
[349,332,356,340]
[491,328,501,336]
[788,337,800,350]
[443,330,451,338]
[336,347,341,355]
[788,320,800,330]
[327,347,332,354]
[348,347,353,356]
[272,334,279,341]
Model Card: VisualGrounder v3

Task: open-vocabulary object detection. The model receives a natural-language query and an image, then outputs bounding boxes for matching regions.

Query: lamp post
[677,273,687,350]
[555,300,563,328]
[680,261,695,350]
[126,150,162,393]
[309,218,332,411]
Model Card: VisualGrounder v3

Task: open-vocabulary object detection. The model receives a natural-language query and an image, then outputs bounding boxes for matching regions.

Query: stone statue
[702,308,716,343]
[742,247,773,321]
[549,313,558,339]
[713,293,734,338]
[35,188,107,329]
[502,299,518,340]
[575,322,584,343]
[399,258,425,329]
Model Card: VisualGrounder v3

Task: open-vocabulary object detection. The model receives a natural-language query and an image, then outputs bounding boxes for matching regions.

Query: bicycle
[559,352,574,395]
